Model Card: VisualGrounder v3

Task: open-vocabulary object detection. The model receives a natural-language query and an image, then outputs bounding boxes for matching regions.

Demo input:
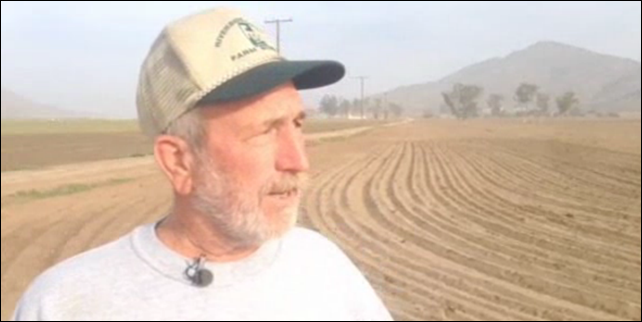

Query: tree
[319,95,339,117]
[389,103,404,118]
[442,83,484,120]
[536,93,551,115]
[352,99,360,110]
[372,98,383,120]
[383,105,390,120]
[515,83,539,110]
[442,92,459,118]
[439,104,451,116]
[462,85,484,119]
[350,99,361,118]
[487,94,505,117]
[339,99,352,118]
[362,98,371,118]
[556,92,579,116]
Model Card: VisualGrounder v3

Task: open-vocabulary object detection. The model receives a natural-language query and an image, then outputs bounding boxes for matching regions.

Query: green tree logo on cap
[238,22,274,51]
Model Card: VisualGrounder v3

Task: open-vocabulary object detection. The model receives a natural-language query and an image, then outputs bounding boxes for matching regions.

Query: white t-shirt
[12,223,393,321]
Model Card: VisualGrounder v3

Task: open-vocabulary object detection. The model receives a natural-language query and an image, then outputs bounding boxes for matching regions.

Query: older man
[12,7,393,321]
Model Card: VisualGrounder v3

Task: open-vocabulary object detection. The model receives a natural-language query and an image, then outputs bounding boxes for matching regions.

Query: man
[12,7,393,321]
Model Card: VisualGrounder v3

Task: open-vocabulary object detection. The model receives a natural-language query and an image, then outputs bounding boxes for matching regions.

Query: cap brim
[197,60,345,106]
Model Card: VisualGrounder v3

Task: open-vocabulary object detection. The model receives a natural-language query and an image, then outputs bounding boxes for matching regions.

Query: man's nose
[276,124,310,173]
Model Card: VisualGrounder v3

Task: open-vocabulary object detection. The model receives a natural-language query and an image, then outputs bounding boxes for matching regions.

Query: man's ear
[154,135,198,196]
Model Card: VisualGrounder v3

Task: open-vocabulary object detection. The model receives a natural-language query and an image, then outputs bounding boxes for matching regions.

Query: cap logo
[238,22,273,50]
[215,18,276,61]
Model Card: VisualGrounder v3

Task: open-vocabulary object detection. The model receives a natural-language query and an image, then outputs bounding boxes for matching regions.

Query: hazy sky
[1,1,640,118]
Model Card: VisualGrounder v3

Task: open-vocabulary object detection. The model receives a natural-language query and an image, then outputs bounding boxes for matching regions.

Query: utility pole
[384,91,389,120]
[353,76,369,119]
[265,18,293,54]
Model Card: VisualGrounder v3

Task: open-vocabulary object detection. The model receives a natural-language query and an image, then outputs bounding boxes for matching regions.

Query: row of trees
[319,95,405,119]
[442,83,579,120]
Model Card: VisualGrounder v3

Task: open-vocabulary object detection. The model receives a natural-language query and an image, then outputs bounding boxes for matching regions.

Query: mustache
[265,173,310,195]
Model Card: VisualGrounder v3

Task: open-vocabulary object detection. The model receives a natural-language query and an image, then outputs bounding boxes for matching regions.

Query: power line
[265,18,293,54]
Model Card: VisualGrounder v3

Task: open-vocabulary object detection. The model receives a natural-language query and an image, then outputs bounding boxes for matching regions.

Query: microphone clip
[185,255,214,288]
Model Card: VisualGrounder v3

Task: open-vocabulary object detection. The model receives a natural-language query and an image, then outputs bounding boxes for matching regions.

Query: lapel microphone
[185,255,214,288]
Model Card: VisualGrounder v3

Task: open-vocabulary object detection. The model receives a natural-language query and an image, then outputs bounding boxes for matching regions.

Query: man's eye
[262,127,277,136]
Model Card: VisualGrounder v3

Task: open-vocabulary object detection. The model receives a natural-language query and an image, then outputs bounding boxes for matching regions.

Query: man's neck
[156,214,260,263]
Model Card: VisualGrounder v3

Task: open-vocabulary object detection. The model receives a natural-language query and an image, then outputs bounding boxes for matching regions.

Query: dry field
[0,119,381,172]
[1,119,640,321]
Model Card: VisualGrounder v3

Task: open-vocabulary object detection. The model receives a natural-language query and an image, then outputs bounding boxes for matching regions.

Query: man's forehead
[253,100,305,128]
[202,84,304,126]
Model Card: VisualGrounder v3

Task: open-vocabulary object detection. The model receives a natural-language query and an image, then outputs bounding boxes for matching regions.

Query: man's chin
[267,206,300,238]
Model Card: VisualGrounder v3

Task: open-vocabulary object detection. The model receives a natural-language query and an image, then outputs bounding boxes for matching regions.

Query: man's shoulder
[287,227,332,243]
[282,227,356,269]
[286,227,344,253]
[286,229,394,320]
[17,228,138,307]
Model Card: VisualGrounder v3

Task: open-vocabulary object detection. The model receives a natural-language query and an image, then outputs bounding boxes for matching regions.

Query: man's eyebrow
[260,111,307,128]
[297,111,307,121]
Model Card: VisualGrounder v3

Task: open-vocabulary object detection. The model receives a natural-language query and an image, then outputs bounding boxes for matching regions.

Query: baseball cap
[136,7,346,138]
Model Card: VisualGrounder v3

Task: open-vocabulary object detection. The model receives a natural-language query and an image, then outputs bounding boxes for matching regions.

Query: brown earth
[1,119,640,321]
[0,120,386,173]
[0,133,152,173]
